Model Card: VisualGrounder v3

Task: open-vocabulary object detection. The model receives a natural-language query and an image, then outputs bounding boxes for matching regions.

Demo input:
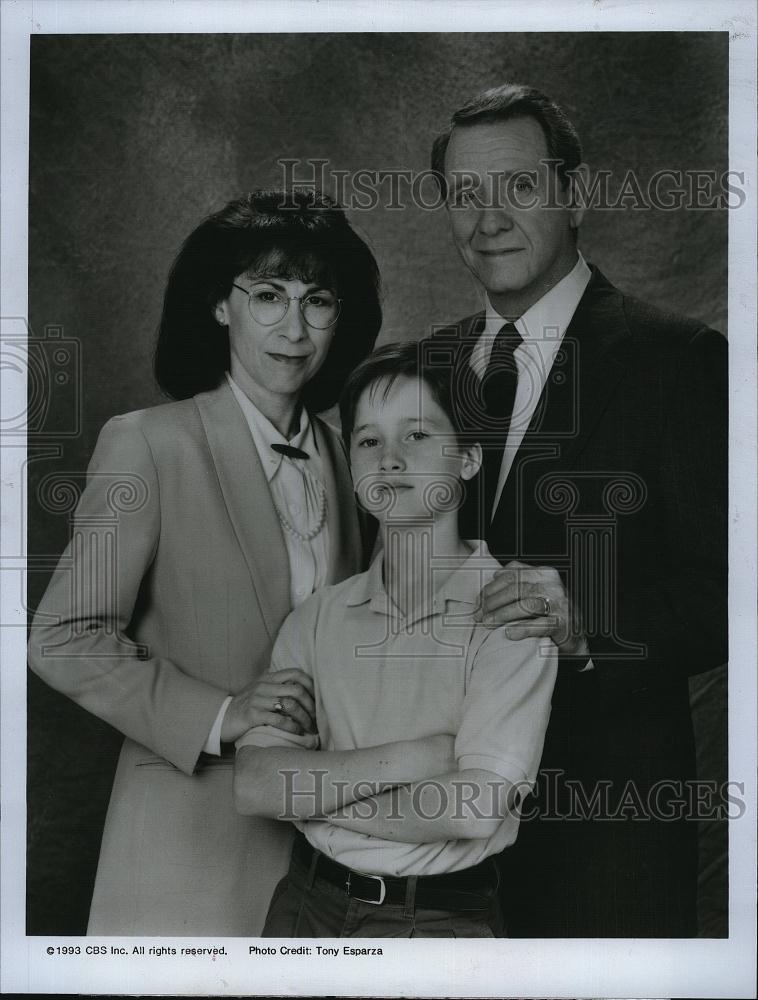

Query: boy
[234,342,557,937]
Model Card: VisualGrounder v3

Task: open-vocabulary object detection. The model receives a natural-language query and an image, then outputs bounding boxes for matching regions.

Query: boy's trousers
[262,836,505,938]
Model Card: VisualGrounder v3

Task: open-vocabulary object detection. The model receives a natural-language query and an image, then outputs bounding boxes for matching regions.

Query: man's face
[443,116,583,316]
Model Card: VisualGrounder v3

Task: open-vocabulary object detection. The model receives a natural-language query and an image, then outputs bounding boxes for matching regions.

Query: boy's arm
[324,767,519,841]
[233,598,457,818]
[324,628,558,842]
[234,735,455,819]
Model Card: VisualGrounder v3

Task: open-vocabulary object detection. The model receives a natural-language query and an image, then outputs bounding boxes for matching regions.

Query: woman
[27,190,381,935]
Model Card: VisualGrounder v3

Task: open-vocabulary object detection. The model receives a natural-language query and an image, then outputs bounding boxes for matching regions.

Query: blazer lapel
[194,383,290,641]
[313,417,362,582]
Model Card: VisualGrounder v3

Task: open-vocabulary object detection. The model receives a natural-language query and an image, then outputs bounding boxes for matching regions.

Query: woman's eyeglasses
[232,283,342,330]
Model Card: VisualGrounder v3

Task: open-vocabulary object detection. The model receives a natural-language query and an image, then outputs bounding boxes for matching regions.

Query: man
[428,83,727,937]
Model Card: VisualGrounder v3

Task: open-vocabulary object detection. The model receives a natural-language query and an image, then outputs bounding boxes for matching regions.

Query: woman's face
[215,273,338,411]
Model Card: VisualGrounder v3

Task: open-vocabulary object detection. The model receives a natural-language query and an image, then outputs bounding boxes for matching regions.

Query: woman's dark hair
[154,189,382,411]
[431,82,583,197]
[339,340,465,446]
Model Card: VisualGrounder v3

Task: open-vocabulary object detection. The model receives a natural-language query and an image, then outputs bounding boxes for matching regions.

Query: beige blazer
[28,382,361,935]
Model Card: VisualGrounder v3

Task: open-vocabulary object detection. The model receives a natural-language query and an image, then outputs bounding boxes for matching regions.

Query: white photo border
[1,0,755,996]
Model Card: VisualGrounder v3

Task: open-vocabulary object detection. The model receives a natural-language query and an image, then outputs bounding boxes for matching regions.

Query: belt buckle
[346,870,386,905]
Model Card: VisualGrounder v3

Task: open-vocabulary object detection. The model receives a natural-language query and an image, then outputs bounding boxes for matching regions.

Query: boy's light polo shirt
[238,542,557,877]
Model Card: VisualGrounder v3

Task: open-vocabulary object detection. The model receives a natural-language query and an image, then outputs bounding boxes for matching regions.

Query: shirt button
[290,503,302,515]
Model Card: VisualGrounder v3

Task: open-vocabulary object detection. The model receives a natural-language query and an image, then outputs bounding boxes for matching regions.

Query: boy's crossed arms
[234,569,555,848]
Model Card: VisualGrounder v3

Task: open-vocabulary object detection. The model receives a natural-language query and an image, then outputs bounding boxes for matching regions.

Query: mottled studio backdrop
[27,32,728,934]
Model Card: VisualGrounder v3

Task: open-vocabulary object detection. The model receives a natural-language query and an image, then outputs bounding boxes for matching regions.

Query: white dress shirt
[471,254,594,670]
[225,373,330,607]
[203,374,331,755]
[470,253,591,514]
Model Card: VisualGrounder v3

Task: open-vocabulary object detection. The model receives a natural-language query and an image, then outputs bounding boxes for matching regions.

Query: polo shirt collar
[344,549,387,609]
[435,541,500,607]
[344,540,501,622]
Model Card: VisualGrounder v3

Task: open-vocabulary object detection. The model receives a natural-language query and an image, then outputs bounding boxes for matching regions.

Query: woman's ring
[273,700,284,714]
[536,596,551,617]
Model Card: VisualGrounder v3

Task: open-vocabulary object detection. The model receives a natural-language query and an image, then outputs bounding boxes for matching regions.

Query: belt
[292,832,498,910]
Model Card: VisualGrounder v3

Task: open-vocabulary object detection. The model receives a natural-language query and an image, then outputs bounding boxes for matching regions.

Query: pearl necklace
[273,478,327,542]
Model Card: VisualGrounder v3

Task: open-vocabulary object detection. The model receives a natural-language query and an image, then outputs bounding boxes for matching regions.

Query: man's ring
[536,596,551,617]
[273,700,284,713]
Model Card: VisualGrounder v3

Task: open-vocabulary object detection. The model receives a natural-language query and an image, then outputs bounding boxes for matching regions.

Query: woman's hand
[221,668,316,744]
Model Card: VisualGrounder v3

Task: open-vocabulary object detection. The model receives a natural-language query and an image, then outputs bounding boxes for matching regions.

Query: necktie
[467,323,523,536]
[481,322,523,419]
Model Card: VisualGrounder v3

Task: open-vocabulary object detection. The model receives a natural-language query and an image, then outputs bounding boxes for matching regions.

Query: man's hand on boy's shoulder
[475,560,590,659]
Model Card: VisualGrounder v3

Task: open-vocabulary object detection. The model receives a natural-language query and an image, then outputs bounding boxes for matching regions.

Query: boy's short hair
[339,340,468,445]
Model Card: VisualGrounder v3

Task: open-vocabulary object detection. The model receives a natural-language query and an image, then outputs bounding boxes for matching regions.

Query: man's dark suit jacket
[428,266,727,936]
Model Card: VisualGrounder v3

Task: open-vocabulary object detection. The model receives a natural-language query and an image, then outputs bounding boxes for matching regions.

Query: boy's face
[349,375,481,522]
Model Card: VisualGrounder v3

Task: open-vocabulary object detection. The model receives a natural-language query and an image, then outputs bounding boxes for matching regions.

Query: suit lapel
[194,383,290,641]
[430,312,487,539]
[535,268,628,465]
[313,417,362,582]
[449,313,487,432]
[490,268,631,541]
